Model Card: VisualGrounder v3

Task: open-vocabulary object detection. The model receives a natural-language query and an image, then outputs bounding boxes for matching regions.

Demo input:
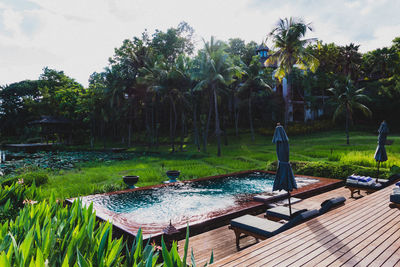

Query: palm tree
[267,17,319,125]
[340,43,362,81]
[194,37,240,156]
[239,56,272,141]
[327,78,372,145]
[139,55,173,149]
[169,55,194,151]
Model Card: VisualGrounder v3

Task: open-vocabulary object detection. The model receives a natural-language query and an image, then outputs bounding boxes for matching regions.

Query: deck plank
[211,185,400,267]
[216,190,384,267]
[178,187,357,266]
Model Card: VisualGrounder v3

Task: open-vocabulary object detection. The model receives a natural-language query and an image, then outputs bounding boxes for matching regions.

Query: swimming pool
[73,171,340,239]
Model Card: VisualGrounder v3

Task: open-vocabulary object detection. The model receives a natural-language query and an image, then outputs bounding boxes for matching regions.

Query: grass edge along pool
[67,170,342,242]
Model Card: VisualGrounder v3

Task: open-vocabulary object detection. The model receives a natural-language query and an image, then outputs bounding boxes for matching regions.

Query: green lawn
[41,130,400,199]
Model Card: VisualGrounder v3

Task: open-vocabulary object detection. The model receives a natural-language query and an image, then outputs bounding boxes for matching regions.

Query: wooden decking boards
[209,185,400,267]
[178,187,358,266]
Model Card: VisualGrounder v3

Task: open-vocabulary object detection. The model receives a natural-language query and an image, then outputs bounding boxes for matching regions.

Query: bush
[0,182,42,223]
[259,120,335,136]
[0,195,211,266]
[267,160,390,180]
[19,171,49,186]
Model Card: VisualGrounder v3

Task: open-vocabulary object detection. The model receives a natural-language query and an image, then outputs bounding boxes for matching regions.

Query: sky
[0,0,399,87]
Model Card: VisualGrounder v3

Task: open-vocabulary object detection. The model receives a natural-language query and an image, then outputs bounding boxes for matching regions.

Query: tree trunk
[155,95,159,149]
[128,104,133,148]
[203,93,213,153]
[284,76,291,126]
[169,103,175,152]
[249,91,255,141]
[180,112,185,151]
[102,121,106,149]
[172,99,177,152]
[213,86,221,157]
[234,96,240,137]
[346,107,350,145]
[193,102,200,152]
[192,90,201,152]
[221,108,228,146]
[145,107,151,148]
[151,101,155,146]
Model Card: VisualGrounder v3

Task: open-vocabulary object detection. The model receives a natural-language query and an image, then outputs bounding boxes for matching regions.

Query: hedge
[267,160,391,180]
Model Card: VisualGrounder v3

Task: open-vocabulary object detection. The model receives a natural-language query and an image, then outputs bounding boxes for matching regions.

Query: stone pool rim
[66,170,343,242]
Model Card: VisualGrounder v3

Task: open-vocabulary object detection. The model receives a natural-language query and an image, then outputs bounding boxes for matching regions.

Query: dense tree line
[1,19,400,154]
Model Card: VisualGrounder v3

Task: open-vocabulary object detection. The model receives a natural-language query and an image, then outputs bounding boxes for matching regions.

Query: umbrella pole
[288,192,292,217]
[376,161,380,183]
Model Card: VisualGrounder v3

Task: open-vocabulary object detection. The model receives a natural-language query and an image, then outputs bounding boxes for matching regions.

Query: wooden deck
[210,185,400,266]
[179,187,360,266]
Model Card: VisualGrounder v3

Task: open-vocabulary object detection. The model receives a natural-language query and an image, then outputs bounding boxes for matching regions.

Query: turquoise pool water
[80,172,317,229]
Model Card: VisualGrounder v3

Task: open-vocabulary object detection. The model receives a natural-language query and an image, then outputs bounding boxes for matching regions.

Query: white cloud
[0,0,399,87]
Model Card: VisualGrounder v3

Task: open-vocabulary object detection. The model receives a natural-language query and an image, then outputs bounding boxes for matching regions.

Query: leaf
[61,252,70,267]
[208,250,214,265]
[105,237,123,266]
[145,249,154,267]
[97,227,110,265]
[77,249,91,267]
[35,248,45,267]
[190,248,196,267]
[182,225,189,267]
[0,252,10,267]
[161,237,173,267]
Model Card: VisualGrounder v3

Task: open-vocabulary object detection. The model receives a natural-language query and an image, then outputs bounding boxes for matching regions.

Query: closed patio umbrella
[374,121,389,182]
[272,123,297,216]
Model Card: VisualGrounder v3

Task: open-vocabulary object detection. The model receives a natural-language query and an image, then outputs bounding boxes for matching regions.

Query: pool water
[80,172,318,231]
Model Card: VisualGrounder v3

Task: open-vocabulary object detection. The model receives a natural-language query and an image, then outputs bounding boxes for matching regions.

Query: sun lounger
[319,196,346,214]
[390,194,400,207]
[345,175,400,197]
[265,206,308,221]
[229,209,318,248]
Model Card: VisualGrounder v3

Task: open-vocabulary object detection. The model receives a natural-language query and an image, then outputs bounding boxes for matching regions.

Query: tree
[239,56,272,141]
[194,37,240,156]
[362,47,400,80]
[327,78,372,144]
[267,17,319,125]
[151,22,194,64]
[340,43,362,81]
[0,80,40,136]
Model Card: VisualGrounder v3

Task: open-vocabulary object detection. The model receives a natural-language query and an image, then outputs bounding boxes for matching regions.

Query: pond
[0,150,137,176]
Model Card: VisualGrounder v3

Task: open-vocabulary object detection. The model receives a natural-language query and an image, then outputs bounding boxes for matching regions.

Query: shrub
[259,120,335,136]
[19,171,49,186]
[0,182,42,223]
[267,160,390,180]
[0,191,212,266]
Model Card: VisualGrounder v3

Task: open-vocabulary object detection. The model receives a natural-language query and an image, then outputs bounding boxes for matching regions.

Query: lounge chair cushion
[390,194,400,204]
[276,209,319,233]
[319,197,346,214]
[266,206,307,220]
[232,209,319,237]
[230,215,283,237]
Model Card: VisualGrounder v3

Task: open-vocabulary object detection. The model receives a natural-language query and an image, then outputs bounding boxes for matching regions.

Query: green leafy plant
[0,182,42,223]
[0,187,212,266]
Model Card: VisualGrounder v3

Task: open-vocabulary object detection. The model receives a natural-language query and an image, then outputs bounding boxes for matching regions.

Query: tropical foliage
[327,78,372,144]
[0,183,211,266]
[1,19,400,153]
